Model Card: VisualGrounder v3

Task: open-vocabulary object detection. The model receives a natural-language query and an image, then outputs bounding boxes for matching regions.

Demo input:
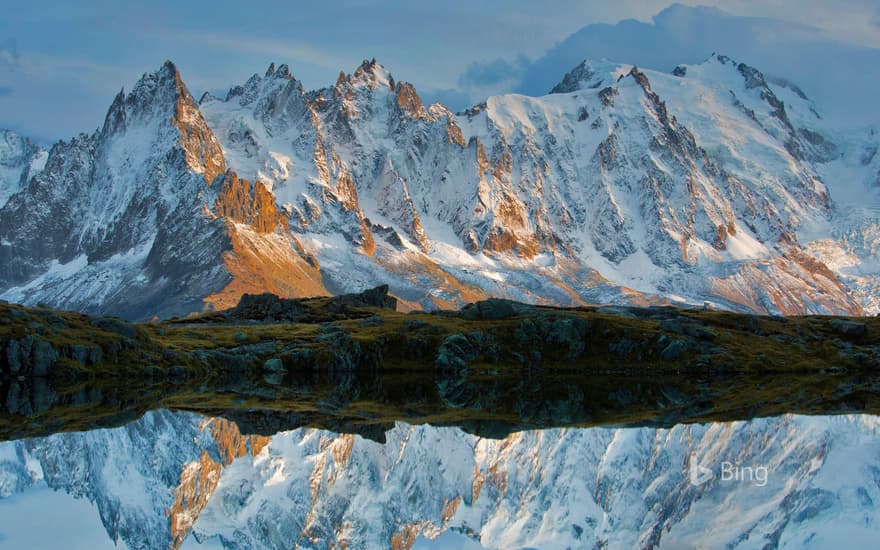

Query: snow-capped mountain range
[1,54,878,319]
[2,411,879,549]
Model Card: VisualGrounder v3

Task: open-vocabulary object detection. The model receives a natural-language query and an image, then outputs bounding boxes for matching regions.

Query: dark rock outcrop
[828,319,867,339]
[327,285,397,311]
[436,332,498,370]
[227,293,304,322]
[458,298,537,321]
[228,285,396,322]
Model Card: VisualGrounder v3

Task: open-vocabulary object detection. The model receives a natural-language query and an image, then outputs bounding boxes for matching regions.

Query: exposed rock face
[0,306,143,380]
[828,319,867,339]
[0,62,234,319]
[226,285,396,322]
[457,298,537,321]
[2,336,58,377]
[435,332,498,369]
[375,159,429,251]
[329,284,397,310]
[0,62,326,320]
[226,292,305,322]
[213,171,284,233]
[549,60,607,93]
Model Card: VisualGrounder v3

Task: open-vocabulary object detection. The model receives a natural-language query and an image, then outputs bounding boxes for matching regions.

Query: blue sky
[2,1,879,142]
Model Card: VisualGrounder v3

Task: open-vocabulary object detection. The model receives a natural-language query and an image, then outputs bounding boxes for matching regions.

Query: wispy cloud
[0,45,146,140]
[0,46,139,91]
[155,28,354,73]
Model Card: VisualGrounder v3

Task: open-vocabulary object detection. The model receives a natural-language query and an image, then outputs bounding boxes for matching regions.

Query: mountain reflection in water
[1,410,879,549]
[1,368,880,548]
[0,370,880,549]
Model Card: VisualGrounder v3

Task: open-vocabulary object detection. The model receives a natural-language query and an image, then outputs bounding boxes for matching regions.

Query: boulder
[661,340,690,361]
[436,332,497,370]
[329,285,397,310]
[3,336,58,376]
[228,293,303,322]
[91,317,138,339]
[829,319,867,339]
[5,336,33,375]
[316,329,362,370]
[458,298,535,321]
[510,315,591,363]
[262,358,286,373]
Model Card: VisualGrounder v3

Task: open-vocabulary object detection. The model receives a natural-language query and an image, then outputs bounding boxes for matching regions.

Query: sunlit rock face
[0,62,235,319]
[1,54,879,318]
[1,412,879,549]
[0,62,324,320]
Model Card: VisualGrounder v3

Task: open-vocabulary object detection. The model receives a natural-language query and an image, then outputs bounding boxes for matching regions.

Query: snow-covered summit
[549,59,631,94]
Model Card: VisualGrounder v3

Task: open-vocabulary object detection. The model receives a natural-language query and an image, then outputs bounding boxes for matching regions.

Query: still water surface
[1,408,878,549]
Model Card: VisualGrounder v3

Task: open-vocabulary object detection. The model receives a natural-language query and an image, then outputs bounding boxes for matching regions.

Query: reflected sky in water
[1,411,879,549]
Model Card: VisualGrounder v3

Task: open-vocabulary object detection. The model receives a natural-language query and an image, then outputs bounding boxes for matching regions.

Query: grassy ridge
[1,293,879,378]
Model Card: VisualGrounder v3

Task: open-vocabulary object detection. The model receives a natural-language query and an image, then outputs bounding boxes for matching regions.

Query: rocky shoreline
[2,286,878,381]
[1,286,879,441]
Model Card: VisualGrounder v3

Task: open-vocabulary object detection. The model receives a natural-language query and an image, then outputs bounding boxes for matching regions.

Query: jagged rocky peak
[331,58,398,104]
[347,57,394,90]
[97,60,225,183]
[715,54,769,89]
[226,62,304,109]
[549,62,592,94]
[325,58,438,125]
[264,61,293,80]
[625,66,652,91]
[119,60,190,121]
[393,80,428,119]
[706,53,782,98]
[549,60,625,94]
[703,53,835,161]
[0,53,874,318]
[0,129,28,156]
[101,88,127,136]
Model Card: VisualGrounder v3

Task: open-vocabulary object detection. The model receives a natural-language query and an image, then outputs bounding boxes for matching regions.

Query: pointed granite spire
[101,87,127,137]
